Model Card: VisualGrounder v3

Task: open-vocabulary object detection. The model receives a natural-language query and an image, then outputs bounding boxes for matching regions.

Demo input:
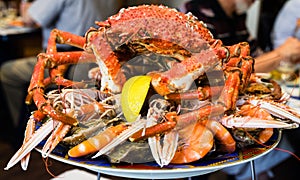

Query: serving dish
[36,129,281,179]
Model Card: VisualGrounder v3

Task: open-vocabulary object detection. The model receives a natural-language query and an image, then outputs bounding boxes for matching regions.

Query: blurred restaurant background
[0,0,288,62]
[0,0,299,180]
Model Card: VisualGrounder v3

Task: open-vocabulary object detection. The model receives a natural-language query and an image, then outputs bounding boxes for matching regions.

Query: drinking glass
[0,0,7,27]
[0,0,6,18]
[278,60,295,82]
[6,0,17,20]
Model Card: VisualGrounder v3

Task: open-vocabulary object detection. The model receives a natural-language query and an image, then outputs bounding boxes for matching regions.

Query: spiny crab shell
[84,4,225,94]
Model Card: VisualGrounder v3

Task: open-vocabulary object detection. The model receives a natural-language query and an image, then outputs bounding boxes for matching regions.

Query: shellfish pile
[5,5,299,170]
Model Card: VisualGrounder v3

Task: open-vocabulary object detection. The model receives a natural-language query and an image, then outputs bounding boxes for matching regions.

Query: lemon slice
[121,76,151,122]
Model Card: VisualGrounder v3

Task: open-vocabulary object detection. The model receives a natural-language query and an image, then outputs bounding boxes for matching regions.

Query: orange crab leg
[129,105,224,143]
[130,104,226,142]
[165,85,224,101]
[129,121,177,142]
[31,88,78,126]
[27,52,96,98]
[218,70,241,110]
[224,42,253,90]
[26,51,96,125]
[85,28,127,93]
[215,42,253,110]
[167,105,226,128]
[46,29,86,53]
[27,28,96,105]
[149,49,220,96]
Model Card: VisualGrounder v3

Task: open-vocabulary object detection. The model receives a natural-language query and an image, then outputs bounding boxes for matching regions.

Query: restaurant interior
[0,0,299,179]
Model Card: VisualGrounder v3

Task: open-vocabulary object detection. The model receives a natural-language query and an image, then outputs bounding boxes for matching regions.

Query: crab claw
[221,115,299,129]
[249,99,300,124]
[4,119,57,170]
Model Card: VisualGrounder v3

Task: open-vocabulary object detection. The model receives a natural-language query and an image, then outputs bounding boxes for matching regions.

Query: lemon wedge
[121,76,151,122]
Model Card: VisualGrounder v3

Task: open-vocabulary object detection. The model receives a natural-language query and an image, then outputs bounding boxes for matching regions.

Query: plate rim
[35,130,282,179]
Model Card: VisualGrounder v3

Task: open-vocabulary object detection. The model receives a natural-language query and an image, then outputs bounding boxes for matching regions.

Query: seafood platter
[4,5,300,179]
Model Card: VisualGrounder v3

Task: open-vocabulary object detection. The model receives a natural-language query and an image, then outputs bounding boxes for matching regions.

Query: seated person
[183,0,299,179]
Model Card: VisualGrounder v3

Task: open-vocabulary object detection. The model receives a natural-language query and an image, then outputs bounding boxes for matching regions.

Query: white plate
[36,130,281,179]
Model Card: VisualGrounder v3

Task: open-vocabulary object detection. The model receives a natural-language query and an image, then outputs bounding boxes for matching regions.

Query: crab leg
[25,28,97,126]
[165,105,226,128]
[5,119,57,170]
[29,88,78,126]
[220,70,241,109]
[46,29,85,53]
[165,85,224,101]
[224,42,253,90]
[149,49,220,96]
[26,52,96,126]
[129,121,177,142]
[217,42,254,110]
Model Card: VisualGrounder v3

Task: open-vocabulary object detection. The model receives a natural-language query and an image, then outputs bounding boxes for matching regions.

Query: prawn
[171,122,214,164]
[201,119,236,153]
[68,123,128,157]
[238,104,274,143]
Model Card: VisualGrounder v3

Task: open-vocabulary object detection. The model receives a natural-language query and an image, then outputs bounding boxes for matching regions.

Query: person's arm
[254,37,300,72]
[20,0,40,27]
[254,50,281,73]
[272,0,299,48]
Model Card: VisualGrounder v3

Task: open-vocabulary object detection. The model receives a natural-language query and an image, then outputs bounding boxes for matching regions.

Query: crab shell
[84,5,224,93]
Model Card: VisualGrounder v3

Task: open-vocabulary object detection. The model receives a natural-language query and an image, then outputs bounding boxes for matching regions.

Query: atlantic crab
[5,5,300,170]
